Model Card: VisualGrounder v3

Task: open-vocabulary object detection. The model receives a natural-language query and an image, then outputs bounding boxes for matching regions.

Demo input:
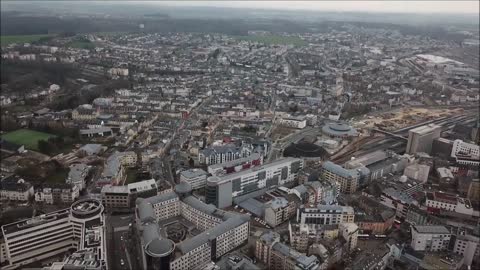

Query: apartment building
[198,144,252,165]
[0,176,34,202]
[98,151,137,186]
[256,231,320,270]
[264,196,298,227]
[66,163,91,191]
[321,161,359,194]
[453,233,480,267]
[101,179,158,208]
[279,116,307,129]
[1,199,106,270]
[339,223,359,251]
[297,205,355,229]
[179,169,208,190]
[35,184,80,205]
[206,157,304,208]
[410,225,451,252]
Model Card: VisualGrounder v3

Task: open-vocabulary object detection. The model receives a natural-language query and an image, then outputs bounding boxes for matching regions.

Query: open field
[235,35,307,46]
[1,129,56,150]
[67,40,95,49]
[1,34,52,46]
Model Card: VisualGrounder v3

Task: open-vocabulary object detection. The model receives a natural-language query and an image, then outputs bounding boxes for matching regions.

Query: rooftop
[412,225,450,234]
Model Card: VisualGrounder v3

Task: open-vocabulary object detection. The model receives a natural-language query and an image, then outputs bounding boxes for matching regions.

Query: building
[452,230,480,267]
[279,116,307,129]
[321,122,357,138]
[255,231,320,270]
[425,192,478,217]
[199,145,253,165]
[206,157,303,208]
[436,167,454,185]
[0,175,34,202]
[207,152,263,176]
[102,179,158,208]
[451,139,480,166]
[179,169,208,190]
[410,225,451,252]
[296,204,354,229]
[98,151,137,186]
[136,191,250,270]
[1,199,106,270]
[406,124,441,154]
[264,196,298,227]
[339,223,359,251]
[66,163,91,191]
[321,161,359,194]
[403,163,430,183]
[35,184,80,205]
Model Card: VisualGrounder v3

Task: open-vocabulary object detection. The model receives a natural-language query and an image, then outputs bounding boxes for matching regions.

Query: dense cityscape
[0,1,479,270]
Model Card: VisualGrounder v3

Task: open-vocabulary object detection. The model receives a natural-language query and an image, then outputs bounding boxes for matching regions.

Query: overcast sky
[148,1,479,14]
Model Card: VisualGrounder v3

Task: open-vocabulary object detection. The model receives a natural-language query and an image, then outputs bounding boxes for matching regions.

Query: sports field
[235,35,307,46]
[1,35,52,46]
[1,129,56,150]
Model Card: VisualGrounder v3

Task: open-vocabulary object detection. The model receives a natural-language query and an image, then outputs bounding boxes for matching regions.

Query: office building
[321,161,359,194]
[451,139,480,166]
[206,158,303,208]
[179,169,208,190]
[1,199,106,270]
[136,191,250,270]
[207,152,263,176]
[406,124,441,154]
[410,225,451,252]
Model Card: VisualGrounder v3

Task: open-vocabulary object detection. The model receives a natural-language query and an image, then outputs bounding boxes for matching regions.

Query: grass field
[67,40,95,49]
[235,35,307,46]
[1,34,52,46]
[1,129,56,150]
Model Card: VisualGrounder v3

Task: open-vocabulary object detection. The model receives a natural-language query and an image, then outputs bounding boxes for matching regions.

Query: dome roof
[146,239,174,257]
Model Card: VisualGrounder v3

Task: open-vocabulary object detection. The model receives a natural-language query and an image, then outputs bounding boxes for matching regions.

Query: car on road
[120,259,125,266]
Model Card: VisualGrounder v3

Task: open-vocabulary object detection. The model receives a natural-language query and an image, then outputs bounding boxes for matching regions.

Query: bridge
[371,129,408,141]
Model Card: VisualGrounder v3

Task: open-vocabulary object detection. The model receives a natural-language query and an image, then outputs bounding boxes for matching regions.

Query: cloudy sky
[150,1,479,14]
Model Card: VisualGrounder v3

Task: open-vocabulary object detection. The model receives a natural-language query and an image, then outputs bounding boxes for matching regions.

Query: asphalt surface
[106,214,137,270]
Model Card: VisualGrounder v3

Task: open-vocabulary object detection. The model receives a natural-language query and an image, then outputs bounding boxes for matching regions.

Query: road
[106,214,137,270]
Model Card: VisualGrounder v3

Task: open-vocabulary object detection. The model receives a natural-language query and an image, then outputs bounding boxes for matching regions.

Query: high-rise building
[406,124,442,154]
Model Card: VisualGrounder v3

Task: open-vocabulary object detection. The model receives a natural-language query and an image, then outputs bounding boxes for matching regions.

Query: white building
[1,199,106,270]
[410,225,451,252]
[403,163,430,183]
[180,169,208,190]
[451,139,480,166]
[339,223,359,251]
[296,204,355,229]
[35,184,80,205]
[453,233,480,267]
[279,116,307,129]
[206,158,304,208]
